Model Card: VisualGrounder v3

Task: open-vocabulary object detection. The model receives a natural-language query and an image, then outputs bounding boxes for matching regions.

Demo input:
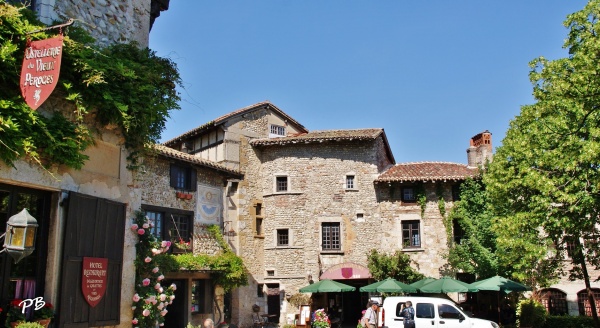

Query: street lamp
[2,209,38,263]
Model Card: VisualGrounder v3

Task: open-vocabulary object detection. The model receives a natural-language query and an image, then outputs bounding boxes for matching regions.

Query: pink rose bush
[131,211,175,327]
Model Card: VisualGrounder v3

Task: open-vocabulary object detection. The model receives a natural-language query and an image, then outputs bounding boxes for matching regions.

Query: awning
[320,262,371,280]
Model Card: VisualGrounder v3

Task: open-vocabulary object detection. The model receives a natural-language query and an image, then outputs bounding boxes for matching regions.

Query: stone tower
[466,130,493,168]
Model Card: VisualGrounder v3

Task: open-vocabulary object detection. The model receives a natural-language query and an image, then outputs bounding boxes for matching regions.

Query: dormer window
[270,124,286,138]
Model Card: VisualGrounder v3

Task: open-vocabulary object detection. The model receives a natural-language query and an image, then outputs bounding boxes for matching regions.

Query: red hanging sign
[20,35,64,110]
[81,257,108,308]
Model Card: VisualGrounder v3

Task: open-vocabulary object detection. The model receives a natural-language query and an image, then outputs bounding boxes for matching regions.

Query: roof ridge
[395,161,468,166]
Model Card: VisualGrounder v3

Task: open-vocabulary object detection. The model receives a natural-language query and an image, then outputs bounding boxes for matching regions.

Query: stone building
[163,101,487,326]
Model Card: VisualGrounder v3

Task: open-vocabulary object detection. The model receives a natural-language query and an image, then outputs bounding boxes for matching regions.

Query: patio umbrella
[470,275,531,294]
[409,277,437,289]
[418,276,479,293]
[299,279,356,293]
[359,278,418,293]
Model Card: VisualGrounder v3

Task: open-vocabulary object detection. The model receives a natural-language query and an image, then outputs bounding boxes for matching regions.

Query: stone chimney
[467,130,493,168]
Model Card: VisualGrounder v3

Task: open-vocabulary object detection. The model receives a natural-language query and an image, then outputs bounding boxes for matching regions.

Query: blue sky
[150,1,587,164]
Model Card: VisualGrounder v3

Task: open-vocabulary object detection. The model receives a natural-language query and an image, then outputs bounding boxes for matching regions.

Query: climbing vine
[415,184,427,217]
[0,2,181,169]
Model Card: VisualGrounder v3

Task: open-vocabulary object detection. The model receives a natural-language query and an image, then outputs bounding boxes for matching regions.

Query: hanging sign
[20,35,64,110]
[82,257,108,308]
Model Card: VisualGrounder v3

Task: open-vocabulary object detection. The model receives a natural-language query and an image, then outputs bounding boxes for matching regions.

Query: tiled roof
[151,144,242,176]
[250,128,385,146]
[163,101,307,146]
[376,162,478,182]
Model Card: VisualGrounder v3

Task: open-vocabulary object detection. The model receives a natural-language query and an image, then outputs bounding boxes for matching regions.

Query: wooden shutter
[190,167,197,191]
[170,164,178,188]
[58,192,125,327]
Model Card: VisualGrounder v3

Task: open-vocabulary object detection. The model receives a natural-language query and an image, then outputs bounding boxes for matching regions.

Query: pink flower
[132,306,136,311]
[157,274,164,281]
[152,248,161,255]
[170,283,177,291]
[133,293,140,302]
[160,309,168,316]
[170,295,175,300]
[142,278,150,286]
[143,309,150,317]
[165,241,172,248]
[143,223,149,229]
[155,283,161,290]
[159,294,167,302]
[137,228,145,235]
[160,324,165,327]
[152,267,160,273]
[157,303,165,310]
[158,287,164,293]
[145,257,152,263]
[132,318,139,324]
[131,224,138,231]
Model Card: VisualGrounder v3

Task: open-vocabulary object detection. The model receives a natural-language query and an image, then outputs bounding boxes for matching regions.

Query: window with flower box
[143,205,193,248]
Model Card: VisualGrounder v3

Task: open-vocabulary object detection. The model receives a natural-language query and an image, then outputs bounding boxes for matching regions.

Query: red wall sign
[20,35,64,110]
[82,257,108,308]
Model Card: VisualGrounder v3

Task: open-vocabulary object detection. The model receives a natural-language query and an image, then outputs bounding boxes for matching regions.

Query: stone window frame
[276,228,289,246]
[273,173,291,193]
[401,186,416,203]
[252,200,265,238]
[318,217,344,254]
[345,172,358,191]
[273,226,293,248]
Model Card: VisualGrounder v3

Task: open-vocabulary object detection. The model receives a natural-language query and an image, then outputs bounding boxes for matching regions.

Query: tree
[446,177,499,279]
[484,1,600,326]
[366,249,424,283]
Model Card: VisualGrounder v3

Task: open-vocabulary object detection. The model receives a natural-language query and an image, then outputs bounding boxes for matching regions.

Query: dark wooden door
[266,284,280,323]
[58,192,125,327]
[163,279,187,328]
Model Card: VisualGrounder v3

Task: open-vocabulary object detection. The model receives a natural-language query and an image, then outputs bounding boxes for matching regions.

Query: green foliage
[186,323,201,328]
[543,315,595,328]
[446,177,499,279]
[416,185,427,217]
[156,225,248,292]
[366,249,425,284]
[484,0,600,290]
[0,1,181,169]
[288,293,311,309]
[15,323,44,328]
[516,299,547,328]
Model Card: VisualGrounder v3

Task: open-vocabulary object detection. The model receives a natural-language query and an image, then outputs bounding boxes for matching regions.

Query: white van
[381,296,499,328]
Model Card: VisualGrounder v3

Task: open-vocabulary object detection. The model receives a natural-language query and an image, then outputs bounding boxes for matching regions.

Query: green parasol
[470,275,531,294]
[299,279,356,293]
[409,277,437,289]
[418,276,478,293]
[359,278,418,293]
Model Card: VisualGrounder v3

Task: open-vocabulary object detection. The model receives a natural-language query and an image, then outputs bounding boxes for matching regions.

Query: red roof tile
[151,144,242,176]
[250,128,385,146]
[377,162,478,182]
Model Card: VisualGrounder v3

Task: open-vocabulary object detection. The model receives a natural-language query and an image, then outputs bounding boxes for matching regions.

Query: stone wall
[35,0,152,47]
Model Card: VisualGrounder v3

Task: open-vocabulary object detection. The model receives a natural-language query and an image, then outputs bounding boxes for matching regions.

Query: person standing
[400,301,415,328]
[364,301,380,328]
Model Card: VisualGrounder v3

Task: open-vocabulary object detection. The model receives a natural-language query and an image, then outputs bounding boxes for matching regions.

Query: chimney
[467,130,493,168]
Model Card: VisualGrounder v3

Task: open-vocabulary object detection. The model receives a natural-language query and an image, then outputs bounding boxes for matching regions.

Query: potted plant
[6,299,26,328]
[16,323,44,328]
[174,238,191,252]
[33,302,54,328]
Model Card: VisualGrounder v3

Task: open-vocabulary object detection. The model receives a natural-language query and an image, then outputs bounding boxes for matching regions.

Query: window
[541,288,567,315]
[270,124,286,137]
[416,303,435,319]
[143,206,193,244]
[452,184,461,201]
[170,164,197,191]
[191,280,211,313]
[257,284,264,297]
[276,176,288,192]
[254,202,264,236]
[564,236,577,258]
[266,270,275,277]
[578,288,600,316]
[438,304,462,319]
[346,175,355,189]
[453,219,465,244]
[322,222,341,251]
[277,229,289,246]
[402,187,416,202]
[402,220,421,248]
